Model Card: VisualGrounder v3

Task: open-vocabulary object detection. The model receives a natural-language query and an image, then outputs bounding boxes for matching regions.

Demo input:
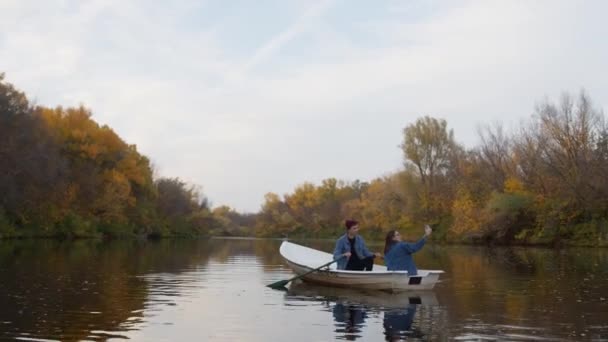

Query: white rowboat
[279,241,443,292]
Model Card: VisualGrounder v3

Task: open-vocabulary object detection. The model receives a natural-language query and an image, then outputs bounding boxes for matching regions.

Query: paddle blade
[266,279,290,289]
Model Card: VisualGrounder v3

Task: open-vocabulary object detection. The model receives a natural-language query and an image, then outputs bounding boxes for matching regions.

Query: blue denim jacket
[333,234,374,270]
[384,238,426,275]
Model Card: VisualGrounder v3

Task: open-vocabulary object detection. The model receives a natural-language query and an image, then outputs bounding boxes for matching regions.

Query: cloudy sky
[1,0,606,212]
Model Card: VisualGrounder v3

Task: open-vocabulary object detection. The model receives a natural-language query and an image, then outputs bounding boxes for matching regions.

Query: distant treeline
[2,74,607,246]
[251,93,608,246]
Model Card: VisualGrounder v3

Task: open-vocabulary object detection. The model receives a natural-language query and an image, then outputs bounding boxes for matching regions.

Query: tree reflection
[0,239,211,341]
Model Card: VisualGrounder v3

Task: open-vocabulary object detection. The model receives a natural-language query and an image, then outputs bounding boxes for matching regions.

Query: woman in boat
[383,225,432,275]
[333,219,382,271]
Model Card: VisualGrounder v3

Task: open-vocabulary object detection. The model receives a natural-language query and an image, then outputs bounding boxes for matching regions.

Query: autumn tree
[255,192,295,237]
[0,74,67,235]
[0,73,213,238]
[400,116,460,220]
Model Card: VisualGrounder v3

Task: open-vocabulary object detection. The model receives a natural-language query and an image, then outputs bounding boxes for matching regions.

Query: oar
[267,255,345,289]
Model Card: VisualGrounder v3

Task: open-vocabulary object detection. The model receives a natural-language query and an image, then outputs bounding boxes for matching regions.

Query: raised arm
[401,238,426,254]
[401,225,432,254]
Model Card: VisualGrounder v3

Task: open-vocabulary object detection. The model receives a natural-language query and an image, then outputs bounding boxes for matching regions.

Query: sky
[1,0,607,212]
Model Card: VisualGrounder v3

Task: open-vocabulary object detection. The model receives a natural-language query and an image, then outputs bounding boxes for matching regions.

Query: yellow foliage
[450,188,482,235]
[92,170,133,224]
[504,177,526,194]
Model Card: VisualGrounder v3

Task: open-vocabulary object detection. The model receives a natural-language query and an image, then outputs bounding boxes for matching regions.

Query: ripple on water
[456,322,567,341]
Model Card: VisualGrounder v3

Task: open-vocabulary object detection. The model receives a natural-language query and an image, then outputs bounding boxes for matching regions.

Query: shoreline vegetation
[1,74,607,247]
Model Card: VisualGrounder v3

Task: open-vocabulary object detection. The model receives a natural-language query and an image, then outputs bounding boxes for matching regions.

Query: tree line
[253,92,608,246]
[0,73,230,238]
[2,73,607,245]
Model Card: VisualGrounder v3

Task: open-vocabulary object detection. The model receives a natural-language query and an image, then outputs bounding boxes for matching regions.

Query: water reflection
[286,281,439,308]
[383,305,422,341]
[287,282,439,341]
[333,303,367,340]
[0,238,607,341]
[0,239,212,341]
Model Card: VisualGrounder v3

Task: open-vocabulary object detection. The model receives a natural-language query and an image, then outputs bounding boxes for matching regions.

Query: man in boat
[333,219,382,271]
[383,225,432,275]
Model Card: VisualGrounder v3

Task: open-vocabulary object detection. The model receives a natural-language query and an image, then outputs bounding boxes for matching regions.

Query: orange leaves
[92,169,133,224]
[35,104,153,229]
[450,188,482,235]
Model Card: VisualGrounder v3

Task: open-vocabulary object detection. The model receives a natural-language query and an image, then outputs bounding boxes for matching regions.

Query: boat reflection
[286,281,438,307]
[286,282,438,340]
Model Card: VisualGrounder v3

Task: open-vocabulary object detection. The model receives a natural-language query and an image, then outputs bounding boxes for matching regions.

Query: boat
[279,241,443,292]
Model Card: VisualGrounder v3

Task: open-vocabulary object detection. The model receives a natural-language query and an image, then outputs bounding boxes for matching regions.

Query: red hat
[345,219,359,230]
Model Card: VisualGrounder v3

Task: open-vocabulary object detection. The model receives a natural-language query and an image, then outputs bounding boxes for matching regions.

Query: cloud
[215,0,335,94]
[1,0,607,212]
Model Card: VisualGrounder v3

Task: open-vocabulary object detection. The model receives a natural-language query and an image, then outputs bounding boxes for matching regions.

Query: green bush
[0,208,17,238]
[565,219,608,246]
[482,192,534,244]
[53,213,99,238]
[97,221,136,238]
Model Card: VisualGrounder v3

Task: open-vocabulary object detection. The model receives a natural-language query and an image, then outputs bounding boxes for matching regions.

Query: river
[0,238,606,341]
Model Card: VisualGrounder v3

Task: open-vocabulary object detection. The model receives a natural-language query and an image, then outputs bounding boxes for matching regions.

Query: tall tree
[0,74,67,230]
[400,116,459,219]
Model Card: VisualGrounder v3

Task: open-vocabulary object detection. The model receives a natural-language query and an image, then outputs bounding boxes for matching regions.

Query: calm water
[0,238,607,341]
